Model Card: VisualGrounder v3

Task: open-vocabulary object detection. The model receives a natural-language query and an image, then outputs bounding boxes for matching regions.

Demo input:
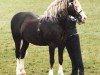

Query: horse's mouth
[78,19,86,24]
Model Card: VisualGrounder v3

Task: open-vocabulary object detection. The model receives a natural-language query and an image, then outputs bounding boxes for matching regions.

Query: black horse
[11,0,87,75]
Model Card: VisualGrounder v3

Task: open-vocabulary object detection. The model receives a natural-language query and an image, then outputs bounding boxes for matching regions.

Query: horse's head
[43,0,87,24]
[67,0,87,24]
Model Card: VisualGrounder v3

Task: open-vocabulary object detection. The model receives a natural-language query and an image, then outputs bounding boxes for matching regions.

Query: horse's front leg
[48,46,55,75]
[58,46,64,75]
[16,40,29,75]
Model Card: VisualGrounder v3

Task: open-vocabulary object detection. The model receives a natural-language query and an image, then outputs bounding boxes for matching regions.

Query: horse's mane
[39,0,68,21]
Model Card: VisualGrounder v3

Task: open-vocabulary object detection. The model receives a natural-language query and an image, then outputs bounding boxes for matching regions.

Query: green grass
[0,0,100,75]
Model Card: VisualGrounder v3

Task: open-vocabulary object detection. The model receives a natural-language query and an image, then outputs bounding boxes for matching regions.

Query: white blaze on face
[74,0,87,23]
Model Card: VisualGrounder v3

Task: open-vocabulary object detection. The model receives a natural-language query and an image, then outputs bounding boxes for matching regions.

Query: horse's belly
[23,35,49,46]
[29,40,49,46]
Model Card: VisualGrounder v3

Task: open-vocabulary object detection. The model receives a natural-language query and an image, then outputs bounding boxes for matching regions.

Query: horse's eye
[69,3,72,6]
[75,6,78,10]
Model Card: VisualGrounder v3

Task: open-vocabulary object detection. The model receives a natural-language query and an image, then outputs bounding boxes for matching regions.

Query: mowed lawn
[0,0,100,75]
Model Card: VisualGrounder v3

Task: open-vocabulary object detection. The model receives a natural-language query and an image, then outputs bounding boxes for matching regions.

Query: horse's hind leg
[13,36,21,75]
[58,46,64,75]
[14,36,21,60]
[48,45,55,75]
[15,38,29,75]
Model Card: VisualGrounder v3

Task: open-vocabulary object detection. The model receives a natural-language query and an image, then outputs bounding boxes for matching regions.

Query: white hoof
[16,59,26,75]
[58,70,64,75]
[16,72,26,75]
[48,69,53,75]
[16,73,26,75]
[16,69,26,75]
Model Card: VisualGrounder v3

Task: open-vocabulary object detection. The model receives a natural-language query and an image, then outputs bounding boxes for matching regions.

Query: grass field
[0,0,100,75]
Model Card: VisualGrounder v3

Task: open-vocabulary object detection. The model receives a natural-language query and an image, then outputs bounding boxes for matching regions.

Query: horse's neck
[39,11,69,24]
[42,0,68,21]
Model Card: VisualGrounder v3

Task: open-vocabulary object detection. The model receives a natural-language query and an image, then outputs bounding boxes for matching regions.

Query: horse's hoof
[16,72,26,75]
[21,73,26,75]
[58,71,64,75]
[58,72,64,75]
[17,73,26,75]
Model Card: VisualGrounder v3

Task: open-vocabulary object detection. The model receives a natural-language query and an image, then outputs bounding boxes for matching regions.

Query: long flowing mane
[39,0,68,21]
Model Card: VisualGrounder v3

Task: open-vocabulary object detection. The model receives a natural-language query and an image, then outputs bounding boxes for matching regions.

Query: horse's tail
[11,12,38,39]
[11,12,24,52]
[11,12,27,42]
[11,12,39,44]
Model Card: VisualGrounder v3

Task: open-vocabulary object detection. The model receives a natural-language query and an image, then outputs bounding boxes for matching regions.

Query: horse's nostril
[84,16,87,20]
[84,17,86,20]
[83,17,87,21]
